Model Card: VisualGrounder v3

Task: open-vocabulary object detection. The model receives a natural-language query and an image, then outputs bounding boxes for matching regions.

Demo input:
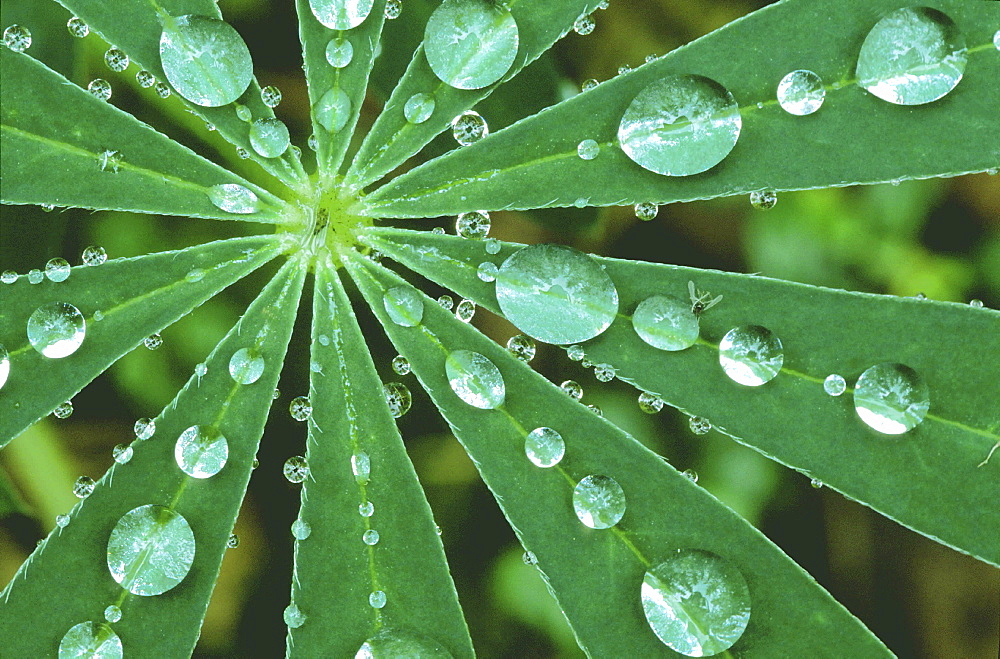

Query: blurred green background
[1,1,998,657]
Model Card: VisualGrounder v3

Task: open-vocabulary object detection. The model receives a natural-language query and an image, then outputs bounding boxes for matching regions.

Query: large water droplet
[456,210,490,239]
[445,350,505,409]
[208,184,260,214]
[524,427,565,468]
[561,379,583,401]
[1,270,17,284]
[284,456,310,483]
[506,334,535,362]
[316,87,352,132]
[229,347,265,384]
[619,74,741,176]
[573,475,626,529]
[641,549,751,656]
[58,621,122,659]
[853,362,929,434]
[856,7,966,106]
[175,425,229,478]
[383,286,424,327]
[404,93,435,124]
[113,444,133,464]
[107,504,195,596]
[451,110,488,145]
[352,451,371,484]
[718,325,783,386]
[454,299,476,323]
[104,47,129,73]
[159,15,254,107]
[73,476,95,498]
[67,17,89,39]
[496,244,619,345]
[776,69,825,115]
[0,343,9,390]
[45,257,71,282]
[359,501,375,517]
[638,391,664,414]
[355,629,452,658]
[424,0,519,90]
[309,0,374,29]
[289,395,313,421]
[325,37,354,68]
[27,302,86,358]
[632,295,700,351]
[3,25,31,52]
[249,118,290,158]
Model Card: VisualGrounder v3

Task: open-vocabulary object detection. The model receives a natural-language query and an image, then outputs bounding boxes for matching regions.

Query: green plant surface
[344,251,892,657]
[362,0,1000,218]
[0,49,286,221]
[361,227,1000,567]
[0,260,305,656]
[286,261,473,656]
[345,0,602,190]
[0,235,284,447]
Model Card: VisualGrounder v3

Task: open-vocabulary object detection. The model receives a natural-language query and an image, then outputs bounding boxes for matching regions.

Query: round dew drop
[452,111,488,146]
[853,362,929,434]
[446,350,505,409]
[27,269,44,284]
[582,78,599,92]
[82,245,107,266]
[477,262,498,282]
[456,210,491,239]
[284,603,307,628]
[438,294,454,311]
[136,70,156,88]
[56,513,71,528]
[175,425,229,478]
[577,139,600,160]
[316,87,352,132]
[369,590,387,609]
[88,79,112,101]
[594,363,616,382]
[567,345,585,361]
[363,529,380,545]
[689,416,711,435]
[391,354,411,375]
[27,302,86,358]
[229,347,265,384]
[424,0,519,90]
[67,17,89,38]
[573,475,626,529]
[112,444,133,464]
[325,37,354,68]
[524,427,565,468]
[455,299,476,322]
[522,551,538,566]
[506,334,536,362]
[289,396,313,421]
[383,381,413,418]
[104,605,122,623]
[352,451,371,484]
[385,0,402,19]
[53,401,74,419]
[750,189,777,210]
[107,504,195,596]
[284,455,310,483]
[485,237,502,254]
[632,295,700,351]
[383,286,424,327]
[208,184,260,214]
[1,270,17,284]
[561,380,583,400]
[227,533,240,549]
[261,85,282,108]
[718,325,784,386]
[73,476,95,498]
[359,501,375,517]
[638,391,664,414]
[154,82,172,98]
[58,622,122,659]
[309,0,374,30]
[104,48,129,73]
[3,25,31,52]
[45,257,71,282]
[143,333,163,350]
[574,14,595,36]
[776,69,825,115]
[634,202,658,221]
[249,118,291,158]
[824,373,847,396]
[291,519,311,539]
[159,15,254,107]
[134,417,156,439]
[404,93,435,124]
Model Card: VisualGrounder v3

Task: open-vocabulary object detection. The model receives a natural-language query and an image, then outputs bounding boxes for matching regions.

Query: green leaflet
[361,0,1000,218]
[0,49,286,221]
[286,262,472,657]
[0,260,305,656]
[343,250,891,658]
[0,235,285,448]
[360,227,1000,567]
[53,0,307,190]
[345,0,601,190]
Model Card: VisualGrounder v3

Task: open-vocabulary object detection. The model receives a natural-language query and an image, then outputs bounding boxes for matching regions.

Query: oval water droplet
[856,7,966,106]
[577,139,600,160]
[634,202,659,221]
[369,590,387,608]
[854,362,929,434]
[103,605,122,624]
[451,110,488,145]
[291,519,312,539]
[58,621,122,659]
[104,47,129,73]
[134,417,156,439]
[574,14,595,36]
[175,425,229,478]
[1,270,17,284]
[404,92,435,124]
[718,325,783,386]
[355,629,452,658]
[506,334,535,362]
[446,350,505,409]
[27,269,44,284]
[82,245,108,266]
[289,396,313,421]
[477,261,498,282]
[359,501,375,517]
[352,451,371,483]
[67,17,89,39]
[249,118,290,158]
[454,299,476,322]
[641,549,751,656]
[107,504,195,596]
[87,79,112,101]
[73,476,95,498]
[424,0,519,90]
[749,189,777,210]
[776,69,825,115]
[284,455,310,483]
[260,85,282,108]
[159,15,254,107]
[309,0,374,29]
[143,333,163,350]
[113,444,133,464]
[325,36,354,68]
[28,302,86,358]
[383,286,424,327]
[632,295,700,351]
[619,74,741,176]
[284,602,307,628]
[316,87,352,132]
[53,401,74,419]
[363,529,380,545]
[383,381,413,417]
[573,475,626,529]
[496,244,619,345]
[3,25,31,52]
[594,363,616,382]
[456,210,490,239]
[524,427,565,468]
[823,373,846,397]
[689,416,711,435]
[208,184,259,214]
[638,391,664,414]
[0,343,9,389]
[391,354,411,375]
[561,379,583,400]
[229,347,265,384]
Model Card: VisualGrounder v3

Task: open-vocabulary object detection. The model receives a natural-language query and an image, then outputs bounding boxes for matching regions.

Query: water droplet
[455,299,476,322]
[566,345,585,361]
[104,47,129,73]
[355,629,451,658]
[291,519,312,539]
[619,74,741,176]
[749,189,777,210]
[3,25,31,52]
[88,78,112,101]
[136,70,156,88]
[446,350,505,409]
[289,396,313,421]
[309,0,374,29]
[524,427,565,468]
[175,425,229,478]
[53,401,74,419]
[103,605,122,624]
[359,501,375,517]
[594,363,616,382]
[496,244,619,345]
[352,452,371,483]
[391,355,411,375]
[1,270,17,284]
[638,391,664,414]
[810,478,823,489]
[823,373,846,396]
[82,245,107,266]
[28,302,86,358]
[587,404,603,416]
[58,621,122,659]
[437,294,454,311]
[67,17,89,38]
[634,202,659,221]
[284,602,307,628]
[969,299,984,309]
[522,550,537,566]
[369,590,387,608]
[228,347,265,385]
[112,444,133,464]
[718,325,784,386]
[484,237,502,254]
[577,139,600,160]
[452,110,488,146]
[143,333,163,350]
[853,362,929,434]
[154,81,172,98]
[363,529,380,545]
[582,78,599,91]
[107,504,195,595]
[641,549,751,656]
[385,0,402,19]
[456,210,491,239]
[857,7,966,106]
[134,417,156,439]
[234,103,252,121]
[208,184,260,214]
[404,92,435,124]
[632,295,700,351]
[573,475,626,529]
[316,87,352,132]
[560,380,583,401]
[325,37,354,68]
[227,533,240,549]
[159,15,253,107]
[56,513,71,528]
[284,455,310,483]
[424,0,519,90]
[776,69,825,115]
[72,477,95,500]
[477,262,498,282]
[97,149,122,174]
[261,85,282,108]
[689,416,711,435]
[383,286,424,327]
[27,269,43,284]
[248,118,290,158]
[506,334,536,362]
[43,257,71,283]
[574,14,595,35]
[682,468,698,483]
[618,65,633,76]
[0,344,9,390]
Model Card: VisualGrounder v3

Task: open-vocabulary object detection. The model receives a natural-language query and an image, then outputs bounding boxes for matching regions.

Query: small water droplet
[284,603,307,628]
[369,590,387,608]
[577,139,600,160]
[823,373,847,396]
[560,380,583,400]
[593,363,615,382]
[383,286,424,327]
[154,81,172,98]
[56,513,71,528]
[750,189,777,210]
[524,427,565,468]
[104,47,129,73]
[506,334,535,362]
[404,92,435,124]
[619,74,741,176]
[325,37,354,68]
[455,299,476,322]
[316,87,352,132]
[229,347,265,384]
[227,533,240,549]
[632,295,700,351]
[484,237,502,254]
[638,391,664,414]
[688,416,711,435]
[143,333,163,350]
[573,475,626,529]
[235,103,252,121]
[446,350,505,409]
[289,396,313,421]
[27,269,43,284]
[208,184,260,214]
[682,468,698,483]
[719,325,784,386]
[159,15,253,107]
[136,70,156,88]
[452,110,488,146]
[618,65,633,76]
[67,17,89,38]
[776,69,825,115]
[58,621,122,659]
[363,529,380,545]
[249,118,290,158]
[291,519,312,539]
[107,504,195,595]
[391,355,411,375]
[28,302,86,358]
[854,362,929,434]
[284,455,310,483]
[969,299,984,308]
[634,202,659,221]
[72,476,95,499]
[574,14,595,35]
[456,210,491,239]
[566,345,585,361]
[112,444,133,464]
[134,417,156,439]
[309,0,374,29]
[1,270,17,284]
[857,7,966,106]
[522,550,537,565]
[81,245,107,266]
[44,258,71,283]
[437,294,454,311]
[175,425,229,478]
[101,605,122,624]
[582,78,599,91]
[476,261,499,283]
[195,363,208,378]
[359,501,375,517]
[88,78,112,101]
[53,401,74,419]
[424,0,518,90]
[3,25,31,52]
[810,478,824,489]
[641,549,751,656]
[352,451,371,484]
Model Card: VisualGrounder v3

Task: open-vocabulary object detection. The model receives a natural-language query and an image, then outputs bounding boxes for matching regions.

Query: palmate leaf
[287,262,472,656]
[0,260,305,656]
[343,251,891,657]
[0,235,284,448]
[362,0,1000,218]
[0,49,286,221]
[360,227,1000,567]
